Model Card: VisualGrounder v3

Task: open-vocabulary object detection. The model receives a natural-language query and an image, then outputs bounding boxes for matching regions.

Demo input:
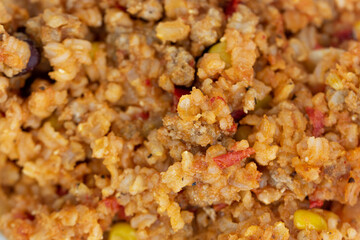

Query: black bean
[348,177,355,183]
[24,39,40,72]
[16,39,39,76]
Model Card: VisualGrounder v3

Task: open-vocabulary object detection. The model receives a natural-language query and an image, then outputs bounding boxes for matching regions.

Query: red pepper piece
[102,197,121,212]
[225,0,240,17]
[56,185,68,197]
[114,2,126,11]
[173,87,191,109]
[231,109,246,122]
[309,199,324,209]
[145,79,151,87]
[210,96,226,104]
[213,147,255,169]
[228,123,237,132]
[101,197,131,221]
[334,29,353,43]
[13,212,35,221]
[305,107,325,137]
[213,203,228,212]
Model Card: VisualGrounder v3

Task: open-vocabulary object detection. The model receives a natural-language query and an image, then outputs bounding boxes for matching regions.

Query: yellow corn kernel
[90,42,100,60]
[254,95,272,110]
[354,21,360,40]
[326,72,343,90]
[47,114,61,131]
[208,41,231,67]
[294,209,327,231]
[235,125,252,141]
[109,223,136,240]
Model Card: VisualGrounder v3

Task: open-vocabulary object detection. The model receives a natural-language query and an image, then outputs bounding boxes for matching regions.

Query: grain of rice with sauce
[0,0,360,240]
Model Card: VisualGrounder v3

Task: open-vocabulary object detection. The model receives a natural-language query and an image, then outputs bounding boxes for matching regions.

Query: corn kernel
[109,223,136,240]
[354,21,360,40]
[90,42,100,60]
[255,95,272,110]
[208,41,231,67]
[235,125,252,141]
[47,114,61,131]
[294,209,327,231]
[326,72,343,90]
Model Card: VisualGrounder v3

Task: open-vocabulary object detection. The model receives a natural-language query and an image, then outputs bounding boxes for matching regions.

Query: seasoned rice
[1,0,360,240]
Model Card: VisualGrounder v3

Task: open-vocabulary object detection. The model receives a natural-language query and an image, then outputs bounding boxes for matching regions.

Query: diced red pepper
[173,87,191,110]
[334,29,353,43]
[114,2,126,11]
[117,205,130,221]
[189,59,195,68]
[13,212,35,221]
[102,197,121,212]
[309,199,324,209]
[101,197,130,221]
[231,109,246,122]
[305,107,325,137]
[213,203,228,212]
[225,0,240,17]
[314,43,323,50]
[139,111,149,120]
[210,96,226,104]
[228,123,237,132]
[132,111,150,120]
[213,147,255,169]
[56,185,68,197]
[145,79,151,87]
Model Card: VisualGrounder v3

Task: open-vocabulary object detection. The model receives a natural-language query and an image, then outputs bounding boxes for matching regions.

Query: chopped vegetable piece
[305,107,325,137]
[90,42,100,60]
[354,21,360,40]
[309,199,324,209]
[132,112,149,120]
[254,95,272,110]
[213,147,255,169]
[294,209,327,231]
[109,222,136,240]
[117,205,129,221]
[213,203,228,212]
[48,114,61,131]
[231,109,246,122]
[224,0,240,17]
[102,197,121,212]
[326,72,343,90]
[208,41,231,67]
[235,125,252,141]
[333,29,353,44]
[173,87,191,109]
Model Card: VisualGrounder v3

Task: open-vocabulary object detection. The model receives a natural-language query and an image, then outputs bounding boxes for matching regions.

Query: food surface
[1,0,360,239]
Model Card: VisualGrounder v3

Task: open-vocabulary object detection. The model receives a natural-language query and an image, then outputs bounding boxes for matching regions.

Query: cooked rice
[0,0,360,240]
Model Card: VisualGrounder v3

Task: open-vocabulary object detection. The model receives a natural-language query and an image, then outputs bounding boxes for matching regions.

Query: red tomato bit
[102,197,121,212]
[210,96,226,104]
[101,197,130,221]
[213,147,255,169]
[231,109,246,122]
[173,87,191,110]
[333,29,353,44]
[225,0,240,17]
[213,203,228,212]
[114,2,126,11]
[145,79,151,87]
[309,199,324,209]
[305,107,325,137]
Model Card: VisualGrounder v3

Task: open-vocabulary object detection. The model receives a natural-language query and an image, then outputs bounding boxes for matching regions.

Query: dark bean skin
[16,39,40,76]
